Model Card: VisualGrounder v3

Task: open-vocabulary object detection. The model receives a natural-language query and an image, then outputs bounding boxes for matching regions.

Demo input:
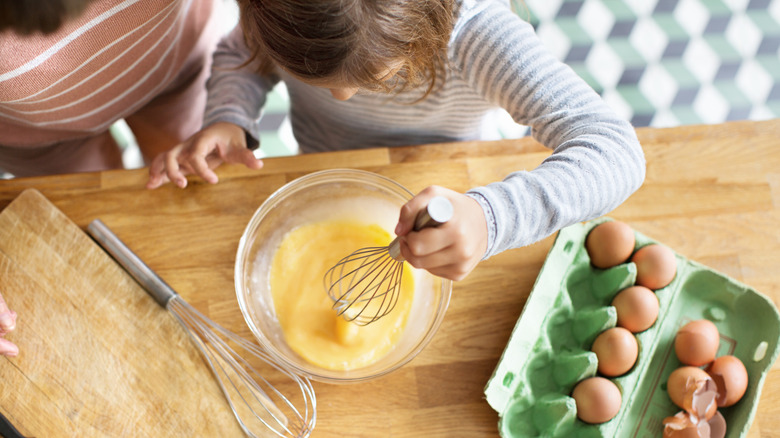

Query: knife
[0,411,25,438]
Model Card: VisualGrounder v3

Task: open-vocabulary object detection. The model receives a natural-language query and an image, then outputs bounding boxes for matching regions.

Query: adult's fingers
[0,337,19,357]
[0,294,15,333]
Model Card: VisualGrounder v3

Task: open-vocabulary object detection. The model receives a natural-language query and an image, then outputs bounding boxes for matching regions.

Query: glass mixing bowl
[235,169,453,383]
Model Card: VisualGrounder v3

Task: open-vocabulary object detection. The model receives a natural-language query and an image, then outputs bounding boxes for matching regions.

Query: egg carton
[484,218,780,437]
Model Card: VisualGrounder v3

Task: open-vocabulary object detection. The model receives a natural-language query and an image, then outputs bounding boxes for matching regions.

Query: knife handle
[0,411,25,438]
[86,219,177,307]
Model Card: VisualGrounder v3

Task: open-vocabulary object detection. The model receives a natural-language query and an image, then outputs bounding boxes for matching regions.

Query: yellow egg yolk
[269,220,414,371]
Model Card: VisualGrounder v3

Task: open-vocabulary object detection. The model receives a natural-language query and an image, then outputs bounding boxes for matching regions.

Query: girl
[147,0,646,282]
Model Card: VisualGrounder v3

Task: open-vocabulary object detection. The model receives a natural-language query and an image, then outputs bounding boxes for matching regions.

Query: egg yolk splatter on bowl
[269,220,414,371]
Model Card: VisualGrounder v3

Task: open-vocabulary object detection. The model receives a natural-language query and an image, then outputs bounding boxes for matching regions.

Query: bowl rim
[234,168,453,383]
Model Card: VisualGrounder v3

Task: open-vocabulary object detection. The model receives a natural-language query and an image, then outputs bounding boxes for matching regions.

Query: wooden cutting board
[0,189,245,437]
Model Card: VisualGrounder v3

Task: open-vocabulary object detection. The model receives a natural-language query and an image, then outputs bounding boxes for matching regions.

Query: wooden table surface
[1,118,779,437]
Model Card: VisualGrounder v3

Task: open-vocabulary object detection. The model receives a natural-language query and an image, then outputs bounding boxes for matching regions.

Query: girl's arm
[453,1,646,259]
[203,23,280,147]
[146,24,277,189]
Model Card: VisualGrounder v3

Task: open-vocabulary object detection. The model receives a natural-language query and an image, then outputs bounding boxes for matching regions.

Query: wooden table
[1,119,779,437]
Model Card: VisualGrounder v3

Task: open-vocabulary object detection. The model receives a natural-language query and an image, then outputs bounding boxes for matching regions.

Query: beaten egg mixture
[269,220,414,370]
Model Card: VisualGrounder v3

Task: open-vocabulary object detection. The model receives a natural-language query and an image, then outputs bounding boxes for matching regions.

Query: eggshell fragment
[571,377,622,424]
[662,410,726,438]
[666,366,718,420]
[591,327,639,377]
[611,285,659,333]
[675,320,720,367]
[632,243,677,289]
[706,355,748,407]
[585,221,636,269]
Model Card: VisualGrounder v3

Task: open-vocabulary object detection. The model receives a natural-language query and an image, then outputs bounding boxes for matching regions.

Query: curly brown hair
[237,0,455,98]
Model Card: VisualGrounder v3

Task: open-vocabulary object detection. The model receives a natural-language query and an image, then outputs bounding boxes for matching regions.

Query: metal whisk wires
[324,196,453,326]
[87,219,316,438]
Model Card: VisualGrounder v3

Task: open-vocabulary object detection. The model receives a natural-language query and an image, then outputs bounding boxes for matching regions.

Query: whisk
[324,196,453,326]
[87,219,316,438]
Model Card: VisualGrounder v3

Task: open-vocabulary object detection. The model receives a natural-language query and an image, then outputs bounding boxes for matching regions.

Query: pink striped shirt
[0,0,215,148]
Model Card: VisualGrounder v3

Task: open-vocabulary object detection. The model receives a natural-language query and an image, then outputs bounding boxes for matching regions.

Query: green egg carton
[484,218,780,438]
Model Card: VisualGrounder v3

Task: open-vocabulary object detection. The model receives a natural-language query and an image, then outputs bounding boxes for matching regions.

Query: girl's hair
[237,0,455,98]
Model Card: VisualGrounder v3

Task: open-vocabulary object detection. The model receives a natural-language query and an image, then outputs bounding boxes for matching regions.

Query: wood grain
[0,119,779,437]
[0,190,244,437]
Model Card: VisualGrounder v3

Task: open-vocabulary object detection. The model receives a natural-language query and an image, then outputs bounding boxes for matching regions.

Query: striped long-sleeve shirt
[0,0,219,176]
[204,0,647,258]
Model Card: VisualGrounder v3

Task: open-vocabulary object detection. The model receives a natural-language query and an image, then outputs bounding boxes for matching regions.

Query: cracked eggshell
[707,355,749,407]
[667,366,718,421]
[662,410,726,438]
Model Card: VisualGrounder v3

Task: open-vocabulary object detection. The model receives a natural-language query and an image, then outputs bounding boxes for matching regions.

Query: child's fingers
[425,262,470,281]
[401,227,452,257]
[395,187,441,236]
[402,244,476,281]
[146,159,170,189]
[163,151,188,188]
[226,147,264,170]
[187,152,219,185]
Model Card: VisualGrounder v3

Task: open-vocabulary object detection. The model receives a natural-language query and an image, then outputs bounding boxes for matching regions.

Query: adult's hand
[0,292,18,357]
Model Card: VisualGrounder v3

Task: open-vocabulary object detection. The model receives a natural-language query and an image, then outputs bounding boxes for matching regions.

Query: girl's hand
[146,122,263,189]
[0,292,18,357]
[395,186,488,281]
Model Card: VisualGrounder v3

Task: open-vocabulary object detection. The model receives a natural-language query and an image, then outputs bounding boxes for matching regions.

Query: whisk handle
[412,196,454,231]
[388,196,454,261]
[87,219,177,307]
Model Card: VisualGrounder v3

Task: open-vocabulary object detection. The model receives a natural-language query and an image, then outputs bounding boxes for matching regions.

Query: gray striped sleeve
[456,1,646,258]
[203,25,278,143]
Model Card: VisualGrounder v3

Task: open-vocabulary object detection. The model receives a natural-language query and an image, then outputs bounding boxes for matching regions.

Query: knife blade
[0,411,26,438]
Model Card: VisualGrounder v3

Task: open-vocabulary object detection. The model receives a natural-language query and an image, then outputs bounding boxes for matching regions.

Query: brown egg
[571,377,622,424]
[591,327,639,377]
[586,220,636,269]
[667,366,718,420]
[706,355,748,407]
[611,285,659,333]
[632,243,677,289]
[675,319,720,367]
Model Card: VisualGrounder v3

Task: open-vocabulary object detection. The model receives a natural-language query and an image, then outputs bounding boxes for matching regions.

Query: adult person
[0,0,224,355]
[0,0,222,177]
